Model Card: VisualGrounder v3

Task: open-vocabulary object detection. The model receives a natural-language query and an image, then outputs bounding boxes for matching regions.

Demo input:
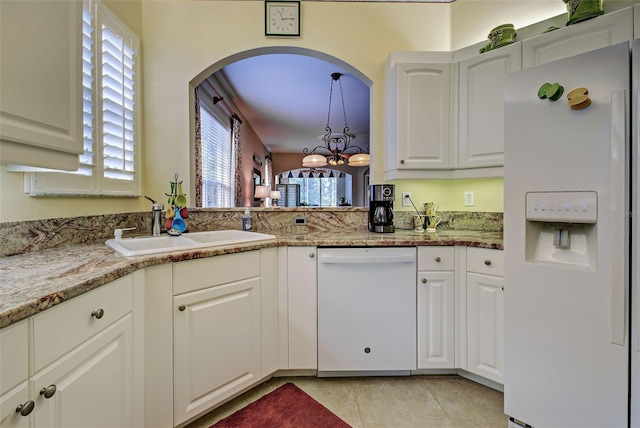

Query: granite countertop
[0,229,502,329]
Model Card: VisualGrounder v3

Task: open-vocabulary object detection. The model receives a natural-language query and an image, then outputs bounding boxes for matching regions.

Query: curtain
[194,86,203,207]
[232,116,243,207]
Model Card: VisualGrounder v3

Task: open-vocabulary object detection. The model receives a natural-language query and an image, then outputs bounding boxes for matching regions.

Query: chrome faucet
[145,196,164,236]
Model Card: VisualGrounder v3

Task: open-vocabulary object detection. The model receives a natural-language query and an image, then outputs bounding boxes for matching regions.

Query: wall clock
[265,1,300,37]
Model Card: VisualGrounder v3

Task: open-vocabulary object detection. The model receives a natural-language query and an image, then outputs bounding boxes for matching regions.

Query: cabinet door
[31,316,133,428]
[417,271,455,369]
[0,383,30,428]
[287,247,318,370]
[385,62,451,174]
[467,273,504,384]
[0,0,83,170]
[522,7,633,68]
[173,277,261,426]
[458,43,521,168]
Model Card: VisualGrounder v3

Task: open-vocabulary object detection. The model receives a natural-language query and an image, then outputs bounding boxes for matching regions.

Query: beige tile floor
[185,375,507,428]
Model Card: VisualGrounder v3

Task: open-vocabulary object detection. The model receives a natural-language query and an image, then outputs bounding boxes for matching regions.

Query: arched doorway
[188,47,372,208]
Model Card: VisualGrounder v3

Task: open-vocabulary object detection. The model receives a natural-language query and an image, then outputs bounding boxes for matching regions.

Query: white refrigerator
[504,41,638,427]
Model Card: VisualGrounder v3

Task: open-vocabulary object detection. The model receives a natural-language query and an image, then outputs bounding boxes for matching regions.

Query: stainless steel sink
[106,230,276,257]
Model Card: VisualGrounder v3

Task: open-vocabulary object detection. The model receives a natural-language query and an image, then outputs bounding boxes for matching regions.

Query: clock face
[266,2,300,36]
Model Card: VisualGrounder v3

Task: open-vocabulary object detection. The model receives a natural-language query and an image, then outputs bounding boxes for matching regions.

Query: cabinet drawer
[32,275,132,373]
[173,251,260,295]
[418,246,455,271]
[0,319,28,395]
[466,247,503,277]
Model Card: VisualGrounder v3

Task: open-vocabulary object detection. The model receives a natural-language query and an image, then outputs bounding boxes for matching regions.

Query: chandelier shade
[302,153,328,167]
[302,72,369,168]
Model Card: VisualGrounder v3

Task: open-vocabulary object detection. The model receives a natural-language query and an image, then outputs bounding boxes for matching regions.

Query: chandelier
[302,73,370,168]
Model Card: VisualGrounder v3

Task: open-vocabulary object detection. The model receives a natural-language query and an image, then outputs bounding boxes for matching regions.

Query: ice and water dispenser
[525,191,598,269]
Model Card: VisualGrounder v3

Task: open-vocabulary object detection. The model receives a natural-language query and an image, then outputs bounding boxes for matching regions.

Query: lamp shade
[270,190,281,199]
[302,154,327,167]
[254,185,270,199]
[348,153,370,166]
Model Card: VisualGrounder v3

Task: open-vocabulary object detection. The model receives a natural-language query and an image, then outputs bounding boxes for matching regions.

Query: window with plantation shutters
[200,106,234,207]
[25,0,139,196]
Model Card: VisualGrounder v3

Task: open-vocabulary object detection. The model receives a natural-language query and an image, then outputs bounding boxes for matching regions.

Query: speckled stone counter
[0,229,501,329]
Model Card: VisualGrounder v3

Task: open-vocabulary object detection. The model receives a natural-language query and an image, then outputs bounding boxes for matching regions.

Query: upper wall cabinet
[0,1,83,171]
[522,7,633,68]
[384,52,453,180]
[457,43,521,169]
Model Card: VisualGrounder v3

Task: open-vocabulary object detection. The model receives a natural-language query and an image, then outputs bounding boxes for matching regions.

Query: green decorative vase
[563,0,604,26]
[480,23,517,53]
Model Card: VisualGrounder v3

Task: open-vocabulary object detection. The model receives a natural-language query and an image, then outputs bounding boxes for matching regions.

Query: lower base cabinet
[173,277,261,425]
[0,274,141,428]
[466,248,504,384]
[31,316,133,428]
[417,247,456,369]
[172,250,277,426]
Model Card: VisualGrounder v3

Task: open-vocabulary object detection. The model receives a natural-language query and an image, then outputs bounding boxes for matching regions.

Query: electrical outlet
[402,192,412,207]
[464,191,475,207]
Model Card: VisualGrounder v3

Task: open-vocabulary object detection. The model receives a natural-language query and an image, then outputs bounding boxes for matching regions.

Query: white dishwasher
[317,247,417,375]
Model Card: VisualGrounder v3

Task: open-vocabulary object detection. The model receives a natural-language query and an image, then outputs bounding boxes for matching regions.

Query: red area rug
[211,382,351,428]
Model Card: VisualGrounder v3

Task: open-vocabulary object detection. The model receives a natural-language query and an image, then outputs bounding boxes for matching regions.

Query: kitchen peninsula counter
[0,229,502,328]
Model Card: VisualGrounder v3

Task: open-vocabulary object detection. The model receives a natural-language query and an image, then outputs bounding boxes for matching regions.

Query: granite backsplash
[0,208,502,258]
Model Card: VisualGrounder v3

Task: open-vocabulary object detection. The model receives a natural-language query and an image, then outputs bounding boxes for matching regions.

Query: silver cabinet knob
[91,308,104,319]
[40,385,57,399]
[400,159,405,164]
[309,253,315,258]
[178,305,186,312]
[15,400,35,416]
[435,257,441,262]
[421,278,427,284]
[484,260,492,266]
[364,347,371,354]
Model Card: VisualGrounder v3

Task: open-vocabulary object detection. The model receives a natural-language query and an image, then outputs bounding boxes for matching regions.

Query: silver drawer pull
[484,260,492,266]
[40,385,56,399]
[16,400,35,416]
[91,308,104,319]
[421,278,427,284]
[435,257,441,262]
[309,253,315,258]
[178,305,186,312]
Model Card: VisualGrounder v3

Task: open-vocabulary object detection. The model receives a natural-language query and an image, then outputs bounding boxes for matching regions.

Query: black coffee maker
[368,184,395,233]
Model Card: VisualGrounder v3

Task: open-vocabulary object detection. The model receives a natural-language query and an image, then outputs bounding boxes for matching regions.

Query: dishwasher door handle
[319,254,415,264]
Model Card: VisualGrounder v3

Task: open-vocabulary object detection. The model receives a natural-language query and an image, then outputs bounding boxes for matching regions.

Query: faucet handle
[114,227,136,240]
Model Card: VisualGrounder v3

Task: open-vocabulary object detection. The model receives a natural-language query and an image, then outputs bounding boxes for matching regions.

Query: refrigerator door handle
[610,90,627,346]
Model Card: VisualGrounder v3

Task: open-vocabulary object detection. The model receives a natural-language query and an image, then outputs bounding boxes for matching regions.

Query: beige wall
[1,0,578,222]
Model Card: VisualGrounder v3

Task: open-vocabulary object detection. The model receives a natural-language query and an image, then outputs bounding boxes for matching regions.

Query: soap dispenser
[242,208,252,231]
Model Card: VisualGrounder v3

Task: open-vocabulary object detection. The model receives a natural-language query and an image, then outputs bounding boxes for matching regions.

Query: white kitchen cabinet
[417,247,455,369]
[260,248,279,378]
[0,383,29,428]
[384,52,453,180]
[522,7,633,68]
[0,0,83,170]
[286,246,318,370]
[30,316,133,428]
[457,43,521,169]
[466,248,504,384]
[635,4,640,39]
[0,274,141,428]
[172,251,262,426]
[0,320,29,428]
